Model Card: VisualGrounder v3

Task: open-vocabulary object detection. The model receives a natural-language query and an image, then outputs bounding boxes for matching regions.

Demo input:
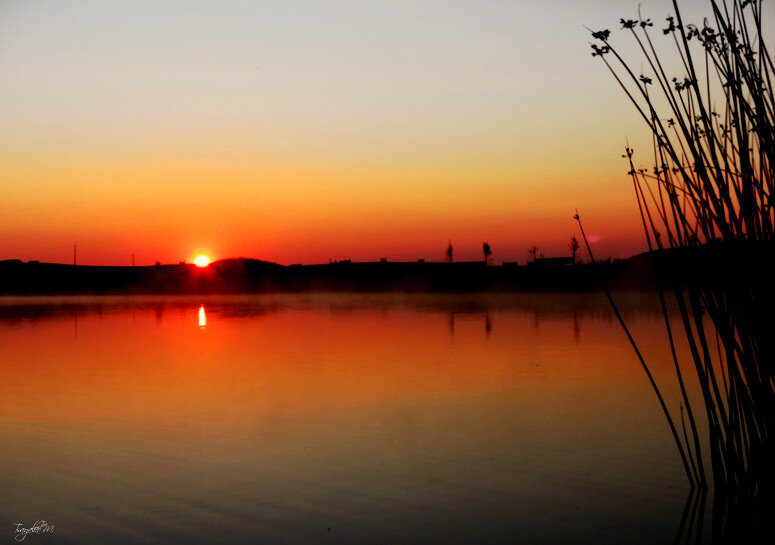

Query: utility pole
[73,244,77,266]
[132,253,135,267]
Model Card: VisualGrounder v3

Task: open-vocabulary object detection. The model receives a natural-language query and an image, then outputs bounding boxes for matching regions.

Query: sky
[0,0,726,265]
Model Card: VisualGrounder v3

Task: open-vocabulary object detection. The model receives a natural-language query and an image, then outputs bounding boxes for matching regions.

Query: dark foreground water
[0,294,696,544]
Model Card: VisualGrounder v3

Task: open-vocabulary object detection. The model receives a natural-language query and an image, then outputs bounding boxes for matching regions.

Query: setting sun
[194,255,210,267]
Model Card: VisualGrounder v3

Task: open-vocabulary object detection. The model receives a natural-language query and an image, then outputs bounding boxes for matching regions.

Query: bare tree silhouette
[445,241,453,263]
[482,242,491,264]
[569,235,580,263]
[528,246,538,262]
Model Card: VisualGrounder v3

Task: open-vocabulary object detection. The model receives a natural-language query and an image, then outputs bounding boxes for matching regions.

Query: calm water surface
[0,294,693,544]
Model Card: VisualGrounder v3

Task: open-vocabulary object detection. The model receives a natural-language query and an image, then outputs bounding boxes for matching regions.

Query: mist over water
[1,294,693,544]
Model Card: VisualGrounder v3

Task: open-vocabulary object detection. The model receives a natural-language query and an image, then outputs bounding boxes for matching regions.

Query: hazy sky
[0,0,730,264]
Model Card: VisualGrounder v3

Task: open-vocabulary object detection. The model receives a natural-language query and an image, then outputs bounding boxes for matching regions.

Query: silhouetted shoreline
[0,256,655,295]
[4,241,771,296]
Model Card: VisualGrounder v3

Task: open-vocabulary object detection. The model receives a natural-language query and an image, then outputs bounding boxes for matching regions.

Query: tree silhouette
[445,241,453,263]
[528,246,538,262]
[482,242,491,264]
[568,235,580,263]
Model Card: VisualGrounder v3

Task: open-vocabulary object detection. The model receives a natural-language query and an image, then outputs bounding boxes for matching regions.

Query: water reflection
[447,309,496,340]
[0,294,706,544]
[670,487,775,545]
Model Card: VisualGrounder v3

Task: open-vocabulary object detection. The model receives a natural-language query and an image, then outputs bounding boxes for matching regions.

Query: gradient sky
[0,0,722,265]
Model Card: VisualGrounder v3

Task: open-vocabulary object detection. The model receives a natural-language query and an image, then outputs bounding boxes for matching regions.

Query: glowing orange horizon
[0,158,647,266]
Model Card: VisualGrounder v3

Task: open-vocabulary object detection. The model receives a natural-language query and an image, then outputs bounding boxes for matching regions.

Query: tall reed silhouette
[584,0,773,539]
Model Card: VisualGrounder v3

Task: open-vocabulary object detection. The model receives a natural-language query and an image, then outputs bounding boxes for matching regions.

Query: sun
[194,255,211,267]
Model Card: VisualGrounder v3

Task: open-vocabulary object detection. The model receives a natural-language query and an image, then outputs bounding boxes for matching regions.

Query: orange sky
[0,0,716,265]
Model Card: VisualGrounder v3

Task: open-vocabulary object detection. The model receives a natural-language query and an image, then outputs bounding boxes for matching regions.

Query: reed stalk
[586,0,774,536]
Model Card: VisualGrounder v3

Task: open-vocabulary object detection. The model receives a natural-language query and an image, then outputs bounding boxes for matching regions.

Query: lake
[0,294,696,544]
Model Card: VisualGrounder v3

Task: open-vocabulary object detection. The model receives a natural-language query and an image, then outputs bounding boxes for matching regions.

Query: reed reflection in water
[0,294,693,544]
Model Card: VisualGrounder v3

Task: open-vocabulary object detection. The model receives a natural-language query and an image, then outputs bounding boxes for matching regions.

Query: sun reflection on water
[198,305,207,328]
